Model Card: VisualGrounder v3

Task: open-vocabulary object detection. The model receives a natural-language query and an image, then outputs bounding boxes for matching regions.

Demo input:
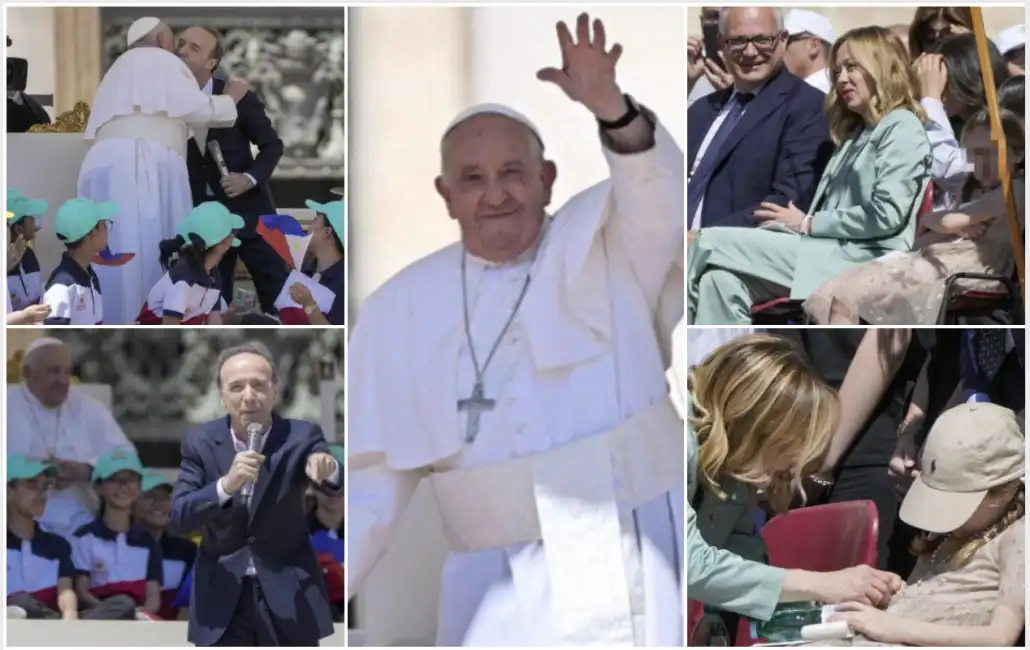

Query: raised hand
[536,13,626,121]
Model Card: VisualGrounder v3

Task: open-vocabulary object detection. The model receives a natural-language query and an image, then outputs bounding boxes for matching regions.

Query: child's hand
[289,283,316,309]
[959,223,987,240]
[7,235,26,271]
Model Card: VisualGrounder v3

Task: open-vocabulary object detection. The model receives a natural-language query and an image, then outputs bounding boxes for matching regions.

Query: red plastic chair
[735,501,880,646]
[688,598,705,645]
[750,183,936,324]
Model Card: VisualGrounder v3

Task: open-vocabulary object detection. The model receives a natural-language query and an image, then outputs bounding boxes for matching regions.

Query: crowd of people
[686,6,1025,325]
[5,338,346,627]
[687,328,1025,646]
[5,17,346,327]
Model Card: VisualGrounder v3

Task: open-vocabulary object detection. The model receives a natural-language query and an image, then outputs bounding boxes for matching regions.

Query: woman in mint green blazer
[687,26,933,325]
[686,334,904,621]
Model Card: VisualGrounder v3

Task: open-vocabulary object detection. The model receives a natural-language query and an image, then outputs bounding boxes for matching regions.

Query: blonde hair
[911,482,1025,569]
[688,334,840,513]
[826,25,929,143]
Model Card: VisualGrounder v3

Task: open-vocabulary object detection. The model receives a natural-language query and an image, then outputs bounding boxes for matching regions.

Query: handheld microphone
[208,140,230,178]
[241,422,265,505]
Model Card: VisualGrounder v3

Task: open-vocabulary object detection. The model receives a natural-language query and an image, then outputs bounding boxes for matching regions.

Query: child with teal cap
[137,201,244,325]
[275,198,346,326]
[5,210,50,324]
[71,449,163,619]
[41,198,117,325]
[6,189,47,311]
[307,443,345,620]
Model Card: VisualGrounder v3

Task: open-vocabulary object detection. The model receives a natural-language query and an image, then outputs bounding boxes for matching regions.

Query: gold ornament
[28,101,90,133]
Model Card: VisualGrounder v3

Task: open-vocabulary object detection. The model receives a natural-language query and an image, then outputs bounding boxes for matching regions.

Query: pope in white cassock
[78,17,247,325]
[348,15,685,646]
[6,338,136,538]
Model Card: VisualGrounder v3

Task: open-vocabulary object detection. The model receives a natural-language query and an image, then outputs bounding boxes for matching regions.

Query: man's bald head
[435,112,557,264]
[21,339,73,408]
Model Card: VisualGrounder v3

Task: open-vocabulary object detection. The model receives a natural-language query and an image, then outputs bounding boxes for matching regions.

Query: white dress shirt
[194,77,258,194]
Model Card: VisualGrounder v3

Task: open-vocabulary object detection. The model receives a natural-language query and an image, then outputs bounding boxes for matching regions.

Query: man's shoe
[7,605,28,619]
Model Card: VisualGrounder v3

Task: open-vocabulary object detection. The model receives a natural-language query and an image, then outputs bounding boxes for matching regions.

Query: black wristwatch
[597,94,640,130]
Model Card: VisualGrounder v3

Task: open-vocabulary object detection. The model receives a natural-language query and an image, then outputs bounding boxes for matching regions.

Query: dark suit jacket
[687,66,833,228]
[170,415,341,646]
[186,78,284,234]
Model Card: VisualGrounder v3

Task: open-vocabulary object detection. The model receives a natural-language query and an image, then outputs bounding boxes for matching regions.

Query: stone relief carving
[37,329,344,441]
[101,14,345,180]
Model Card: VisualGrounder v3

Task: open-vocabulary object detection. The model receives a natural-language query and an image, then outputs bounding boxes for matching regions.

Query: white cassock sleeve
[83,397,136,465]
[169,60,237,128]
[600,110,685,310]
[346,457,423,597]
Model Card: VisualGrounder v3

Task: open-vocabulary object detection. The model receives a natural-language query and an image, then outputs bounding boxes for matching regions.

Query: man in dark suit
[176,26,288,313]
[687,6,832,230]
[170,341,342,646]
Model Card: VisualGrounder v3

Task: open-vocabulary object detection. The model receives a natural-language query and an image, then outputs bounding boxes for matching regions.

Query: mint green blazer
[686,394,785,621]
[791,108,932,298]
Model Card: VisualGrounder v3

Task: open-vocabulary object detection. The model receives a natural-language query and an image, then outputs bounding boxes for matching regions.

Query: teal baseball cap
[179,201,244,248]
[8,455,59,482]
[140,469,173,493]
[7,189,48,225]
[92,449,144,482]
[305,199,346,248]
[327,444,345,467]
[54,198,118,243]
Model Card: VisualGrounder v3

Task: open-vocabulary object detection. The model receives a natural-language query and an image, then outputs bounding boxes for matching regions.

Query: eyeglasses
[724,33,783,53]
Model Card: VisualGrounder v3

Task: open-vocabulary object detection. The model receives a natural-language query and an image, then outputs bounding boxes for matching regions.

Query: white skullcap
[443,103,543,145]
[22,337,66,364]
[995,24,1025,55]
[784,10,835,45]
[126,17,161,47]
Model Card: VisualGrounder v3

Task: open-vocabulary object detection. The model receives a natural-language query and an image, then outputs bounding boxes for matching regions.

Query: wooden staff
[970,7,1025,305]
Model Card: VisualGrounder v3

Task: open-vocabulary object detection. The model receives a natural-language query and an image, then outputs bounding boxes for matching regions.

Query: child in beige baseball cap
[831,403,1024,646]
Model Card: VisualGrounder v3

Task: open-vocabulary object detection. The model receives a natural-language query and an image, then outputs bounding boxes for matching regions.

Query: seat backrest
[688,598,705,645]
[760,500,880,571]
[916,181,935,228]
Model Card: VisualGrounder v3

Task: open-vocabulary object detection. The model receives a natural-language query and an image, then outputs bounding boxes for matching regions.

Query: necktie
[688,92,754,221]
[976,330,1008,380]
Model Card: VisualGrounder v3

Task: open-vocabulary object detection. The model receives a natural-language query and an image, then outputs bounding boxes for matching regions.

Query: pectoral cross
[457,382,496,443]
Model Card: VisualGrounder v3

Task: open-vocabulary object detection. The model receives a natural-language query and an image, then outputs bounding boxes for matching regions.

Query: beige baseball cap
[900,403,1024,534]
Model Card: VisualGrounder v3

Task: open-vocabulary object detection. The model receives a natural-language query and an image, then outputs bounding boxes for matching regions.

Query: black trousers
[213,578,280,647]
[217,233,288,315]
[9,592,137,620]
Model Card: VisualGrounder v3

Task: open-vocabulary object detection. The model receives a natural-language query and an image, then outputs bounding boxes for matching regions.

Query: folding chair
[735,501,880,646]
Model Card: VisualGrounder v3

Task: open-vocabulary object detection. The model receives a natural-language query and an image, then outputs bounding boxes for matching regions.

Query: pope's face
[435,114,557,264]
[25,345,72,408]
[218,352,277,431]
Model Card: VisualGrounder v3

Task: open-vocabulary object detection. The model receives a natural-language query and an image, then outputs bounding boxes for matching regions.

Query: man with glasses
[783,10,835,93]
[687,6,832,230]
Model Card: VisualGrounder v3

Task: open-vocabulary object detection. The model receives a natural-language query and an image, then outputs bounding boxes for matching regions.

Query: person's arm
[820,329,912,475]
[142,543,163,613]
[921,181,1025,233]
[177,66,237,128]
[41,283,74,325]
[236,92,284,186]
[347,456,423,597]
[809,112,932,241]
[920,97,970,197]
[599,101,684,311]
[206,310,223,325]
[70,535,102,609]
[73,575,101,609]
[301,425,344,496]
[56,577,78,619]
[304,307,331,326]
[169,433,233,535]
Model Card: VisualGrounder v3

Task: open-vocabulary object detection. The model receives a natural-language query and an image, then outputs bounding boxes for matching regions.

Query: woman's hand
[753,201,806,232]
[914,53,948,101]
[888,429,921,499]
[814,565,904,607]
[830,601,909,644]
